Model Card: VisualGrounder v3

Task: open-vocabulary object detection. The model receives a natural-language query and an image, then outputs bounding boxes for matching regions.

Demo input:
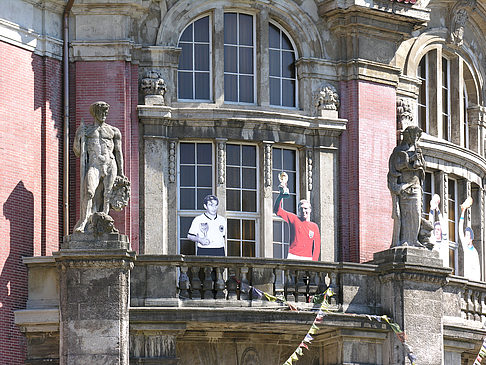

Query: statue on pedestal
[388,126,426,247]
[73,101,130,235]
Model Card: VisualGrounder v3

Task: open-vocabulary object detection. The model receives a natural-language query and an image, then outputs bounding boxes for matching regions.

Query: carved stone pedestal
[54,233,135,365]
[371,247,452,365]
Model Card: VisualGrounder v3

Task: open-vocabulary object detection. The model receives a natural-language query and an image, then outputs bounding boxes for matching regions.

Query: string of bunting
[238,281,417,365]
[473,337,486,364]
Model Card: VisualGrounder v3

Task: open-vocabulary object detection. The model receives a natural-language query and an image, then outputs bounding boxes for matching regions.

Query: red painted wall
[0,41,62,364]
[340,80,396,262]
[71,61,139,251]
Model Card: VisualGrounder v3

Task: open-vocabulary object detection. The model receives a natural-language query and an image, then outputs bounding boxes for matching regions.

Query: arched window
[269,23,297,108]
[177,16,211,101]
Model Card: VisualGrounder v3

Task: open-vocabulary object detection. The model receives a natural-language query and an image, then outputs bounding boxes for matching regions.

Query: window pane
[227,144,240,165]
[180,216,196,255]
[242,168,256,189]
[179,24,192,42]
[179,43,193,70]
[272,172,281,191]
[242,190,256,212]
[224,13,237,44]
[273,243,282,259]
[269,50,280,77]
[224,46,237,73]
[194,16,209,42]
[227,189,241,211]
[242,145,256,166]
[239,14,253,46]
[228,241,241,256]
[283,195,296,213]
[282,79,295,107]
[195,44,209,71]
[242,242,255,257]
[180,166,195,187]
[273,221,282,241]
[180,188,195,209]
[239,47,253,74]
[239,75,254,103]
[195,72,210,100]
[197,189,212,210]
[283,150,296,170]
[269,23,280,48]
[282,32,292,50]
[272,148,282,169]
[178,72,193,99]
[282,51,295,78]
[224,74,238,102]
[286,172,296,193]
[197,166,212,187]
[226,166,240,188]
[242,220,255,240]
[197,144,212,164]
[228,219,240,238]
[180,143,195,164]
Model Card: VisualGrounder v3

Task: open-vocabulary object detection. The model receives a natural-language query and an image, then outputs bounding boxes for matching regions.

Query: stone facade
[2,0,486,364]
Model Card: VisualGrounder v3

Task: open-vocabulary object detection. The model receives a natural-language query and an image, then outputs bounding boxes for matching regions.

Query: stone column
[372,247,451,365]
[55,233,135,365]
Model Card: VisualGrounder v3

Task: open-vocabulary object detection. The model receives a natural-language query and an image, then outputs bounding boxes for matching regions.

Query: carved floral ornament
[314,83,340,117]
[397,98,414,131]
[140,70,167,105]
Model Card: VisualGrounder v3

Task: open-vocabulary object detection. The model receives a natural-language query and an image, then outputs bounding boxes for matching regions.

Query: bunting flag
[473,337,486,365]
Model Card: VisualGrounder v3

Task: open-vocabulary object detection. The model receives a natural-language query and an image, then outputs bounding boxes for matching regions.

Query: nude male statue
[73,101,128,233]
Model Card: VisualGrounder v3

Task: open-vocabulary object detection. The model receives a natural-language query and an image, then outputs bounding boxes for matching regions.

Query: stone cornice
[0,18,63,60]
[420,134,486,185]
[14,308,60,334]
[71,1,146,17]
[337,59,402,86]
[137,105,347,140]
[70,40,141,62]
[23,0,65,13]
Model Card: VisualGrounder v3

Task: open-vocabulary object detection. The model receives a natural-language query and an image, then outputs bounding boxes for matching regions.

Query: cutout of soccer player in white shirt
[459,197,480,281]
[187,195,226,256]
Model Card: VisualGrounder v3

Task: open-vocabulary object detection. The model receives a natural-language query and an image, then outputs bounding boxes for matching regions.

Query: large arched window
[177,16,211,101]
[176,12,298,108]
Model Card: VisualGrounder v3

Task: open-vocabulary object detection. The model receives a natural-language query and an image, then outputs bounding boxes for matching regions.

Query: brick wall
[340,80,396,262]
[71,61,139,251]
[0,41,62,364]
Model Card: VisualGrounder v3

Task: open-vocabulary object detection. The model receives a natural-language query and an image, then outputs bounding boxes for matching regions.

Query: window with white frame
[417,55,428,133]
[226,143,258,257]
[178,142,214,255]
[463,87,469,149]
[423,172,434,220]
[177,12,298,108]
[272,147,298,259]
[269,23,296,108]
[447,178,458,274]
[177,16,211,101]
[442,57,451,141]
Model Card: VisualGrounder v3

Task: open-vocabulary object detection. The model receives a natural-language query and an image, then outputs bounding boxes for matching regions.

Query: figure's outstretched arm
[459,207,466,248]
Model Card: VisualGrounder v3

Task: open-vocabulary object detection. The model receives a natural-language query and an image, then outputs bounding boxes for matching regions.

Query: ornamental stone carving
[448,0,476,46]
[397,99,414,132]
[140,70,167,105]
[315,83,339,117]
[73,101,130,235]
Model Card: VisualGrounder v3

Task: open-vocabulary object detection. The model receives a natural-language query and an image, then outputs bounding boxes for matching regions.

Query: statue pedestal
[371,247,451,365]
[54,233,135,365]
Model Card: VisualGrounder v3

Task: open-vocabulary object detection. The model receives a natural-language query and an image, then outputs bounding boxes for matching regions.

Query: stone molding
[14,308,60,334]
[337,59,402,87]
[168,139,176,183]
[70,40,141,62]
[0,19,63,59]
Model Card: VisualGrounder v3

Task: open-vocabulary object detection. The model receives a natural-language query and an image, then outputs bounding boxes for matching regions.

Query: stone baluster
[308,271,319,297]
[329,272,339,305]
[285,269,296,302]
[202,267,214,299]
[214,266,226,299]
[474,290,481,321]
[481,292,486,322]
[240,266,250,300]
[296,270,307,302]
[178,265,190,299]
[317,272,327,294]
[466,289,473,320]
[226,267,238,300]
[460,288,467,319]
[190,266,202,300]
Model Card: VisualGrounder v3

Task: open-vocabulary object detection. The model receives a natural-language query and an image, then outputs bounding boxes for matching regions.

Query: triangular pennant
[299,342,309,350]
[304,334,313,343]
[291,353,299,361]
[296,347,304,356]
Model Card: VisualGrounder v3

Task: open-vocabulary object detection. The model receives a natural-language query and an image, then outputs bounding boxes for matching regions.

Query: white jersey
[188,214,226,249]
[464,245,481,281]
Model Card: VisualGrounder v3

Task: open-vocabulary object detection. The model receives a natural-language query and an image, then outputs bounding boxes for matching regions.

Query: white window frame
[223,11,257,105]
[225,142,260,257]
[177,14,213,102]
[441,56,451,141]
[177,141,215,254]
[417,53,429,134]
[463,86,469,149]
[448,177,459,274]
[268,20,298,109]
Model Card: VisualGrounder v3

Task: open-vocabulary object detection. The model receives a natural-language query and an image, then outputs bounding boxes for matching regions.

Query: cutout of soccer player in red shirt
[273,172,321,261]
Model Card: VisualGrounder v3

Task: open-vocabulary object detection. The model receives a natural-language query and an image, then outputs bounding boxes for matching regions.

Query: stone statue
[388,126,426,247]
[140,70,167,105]
[73,101,130,234]
[315,83,339,117]
[450,8,469,46]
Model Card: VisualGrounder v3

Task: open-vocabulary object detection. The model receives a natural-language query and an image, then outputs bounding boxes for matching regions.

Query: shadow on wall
[1,181,34,363]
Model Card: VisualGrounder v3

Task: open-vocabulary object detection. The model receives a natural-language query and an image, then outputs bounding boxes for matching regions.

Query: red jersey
[276,203,321,261]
